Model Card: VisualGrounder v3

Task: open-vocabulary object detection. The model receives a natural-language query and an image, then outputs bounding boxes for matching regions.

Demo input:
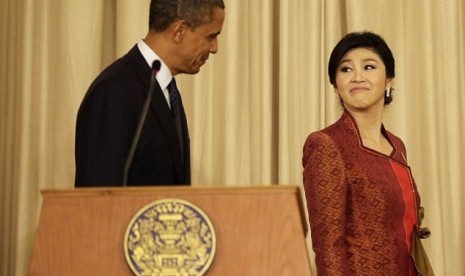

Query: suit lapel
[127,46,185,183]
[178,95,190,183]
[151,84,185,179]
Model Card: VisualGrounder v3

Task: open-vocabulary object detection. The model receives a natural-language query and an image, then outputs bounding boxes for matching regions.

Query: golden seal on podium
[124,199,216,276]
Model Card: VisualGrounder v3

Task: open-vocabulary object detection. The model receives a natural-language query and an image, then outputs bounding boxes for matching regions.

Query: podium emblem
[124,199,217,276]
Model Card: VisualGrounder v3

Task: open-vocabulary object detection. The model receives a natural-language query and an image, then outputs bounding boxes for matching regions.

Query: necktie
[167,78,184,161]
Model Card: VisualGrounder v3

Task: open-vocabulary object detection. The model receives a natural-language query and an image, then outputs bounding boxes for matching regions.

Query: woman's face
[335,47,391,112]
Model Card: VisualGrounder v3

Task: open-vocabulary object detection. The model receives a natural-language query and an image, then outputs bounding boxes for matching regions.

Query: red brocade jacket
[303,111,421,276]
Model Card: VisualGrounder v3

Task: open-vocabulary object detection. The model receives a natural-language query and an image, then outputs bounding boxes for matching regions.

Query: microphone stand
[122,60,161,186]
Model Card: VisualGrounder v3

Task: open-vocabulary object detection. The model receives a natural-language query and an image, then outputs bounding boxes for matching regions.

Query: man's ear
[172,20,188,43]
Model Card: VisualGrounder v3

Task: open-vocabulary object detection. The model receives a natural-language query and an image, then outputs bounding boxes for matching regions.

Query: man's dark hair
[149,0,225,32]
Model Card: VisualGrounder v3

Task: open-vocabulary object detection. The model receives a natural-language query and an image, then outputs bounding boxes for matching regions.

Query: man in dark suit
[75,0,225,187]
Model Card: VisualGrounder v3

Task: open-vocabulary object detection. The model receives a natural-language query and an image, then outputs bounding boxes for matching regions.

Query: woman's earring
[385,87,393,104]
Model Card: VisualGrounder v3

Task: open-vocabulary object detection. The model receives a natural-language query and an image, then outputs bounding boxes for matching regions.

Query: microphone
[123,60,161,186]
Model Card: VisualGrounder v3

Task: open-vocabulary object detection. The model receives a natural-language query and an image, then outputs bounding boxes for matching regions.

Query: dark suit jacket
[75,46,190,187]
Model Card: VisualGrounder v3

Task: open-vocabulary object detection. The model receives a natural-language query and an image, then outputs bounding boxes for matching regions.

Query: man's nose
[210,39,218,54]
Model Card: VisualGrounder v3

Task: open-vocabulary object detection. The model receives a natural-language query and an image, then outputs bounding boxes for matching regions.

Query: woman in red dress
[302,31,432,276]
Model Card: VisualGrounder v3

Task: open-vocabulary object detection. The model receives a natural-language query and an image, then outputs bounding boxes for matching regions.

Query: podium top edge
[40,185,302,197]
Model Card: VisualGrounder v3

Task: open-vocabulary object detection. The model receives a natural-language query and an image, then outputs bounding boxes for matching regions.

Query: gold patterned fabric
[303,111,421,276]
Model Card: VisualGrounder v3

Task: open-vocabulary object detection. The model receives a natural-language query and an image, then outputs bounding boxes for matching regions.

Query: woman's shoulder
[304,129,335,147]
[303,129,344,160]
[304,116,357,149]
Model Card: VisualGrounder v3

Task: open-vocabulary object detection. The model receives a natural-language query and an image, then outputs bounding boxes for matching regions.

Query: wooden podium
[29,185,312,275]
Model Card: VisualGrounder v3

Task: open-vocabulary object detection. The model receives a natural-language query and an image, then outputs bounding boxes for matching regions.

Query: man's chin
[185,67,201,75]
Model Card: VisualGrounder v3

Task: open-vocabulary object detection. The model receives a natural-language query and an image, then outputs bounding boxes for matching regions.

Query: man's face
[174,7,225,75]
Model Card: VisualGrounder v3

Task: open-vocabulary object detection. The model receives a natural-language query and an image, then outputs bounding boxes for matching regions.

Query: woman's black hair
[328,31,395,86]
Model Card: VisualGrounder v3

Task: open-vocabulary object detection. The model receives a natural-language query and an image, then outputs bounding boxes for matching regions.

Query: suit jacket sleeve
[302,132,349,276]
[75,79,140,187]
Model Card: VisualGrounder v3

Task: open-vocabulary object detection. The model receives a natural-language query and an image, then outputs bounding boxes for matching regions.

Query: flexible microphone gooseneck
[123,60,161,186]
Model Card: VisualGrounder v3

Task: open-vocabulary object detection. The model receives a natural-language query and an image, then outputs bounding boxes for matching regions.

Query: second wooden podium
[29,185,312,275]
